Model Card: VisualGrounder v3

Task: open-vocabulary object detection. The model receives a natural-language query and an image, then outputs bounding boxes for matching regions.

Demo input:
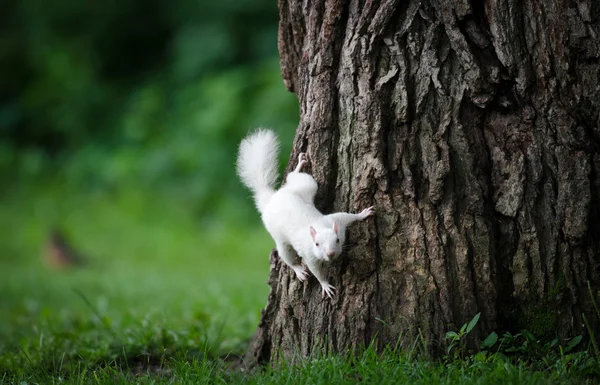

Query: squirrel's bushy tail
[237,128,280,213]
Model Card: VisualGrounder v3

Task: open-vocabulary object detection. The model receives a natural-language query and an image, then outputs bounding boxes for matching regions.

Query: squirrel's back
[262,187,323,255]
[237,128,280,213]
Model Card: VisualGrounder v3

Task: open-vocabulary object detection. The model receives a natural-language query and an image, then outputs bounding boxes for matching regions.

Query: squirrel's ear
[332,221,338,234]
[310,226,317,241]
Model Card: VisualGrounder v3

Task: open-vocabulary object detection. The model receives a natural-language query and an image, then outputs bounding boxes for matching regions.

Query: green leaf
[522,330,536,343]
[565,335,582,352]
[445,331,458,340]
[481,332,498,349]
[466,312,481,334]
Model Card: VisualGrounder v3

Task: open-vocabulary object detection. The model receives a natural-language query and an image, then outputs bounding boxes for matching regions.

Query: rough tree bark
[247,0,600,364]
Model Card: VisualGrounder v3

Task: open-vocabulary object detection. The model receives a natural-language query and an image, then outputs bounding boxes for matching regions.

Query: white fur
[237,128,280,212]
[236,129,375,298]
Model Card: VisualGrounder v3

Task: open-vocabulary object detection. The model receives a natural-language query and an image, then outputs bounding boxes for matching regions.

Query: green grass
[1,183,599,384]
[0,183,270,377]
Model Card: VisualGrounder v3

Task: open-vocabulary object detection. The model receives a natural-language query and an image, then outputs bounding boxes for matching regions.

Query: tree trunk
[247,0,600,365]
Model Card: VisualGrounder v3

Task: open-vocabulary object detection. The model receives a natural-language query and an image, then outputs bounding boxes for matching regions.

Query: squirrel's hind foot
[294,153,307,172]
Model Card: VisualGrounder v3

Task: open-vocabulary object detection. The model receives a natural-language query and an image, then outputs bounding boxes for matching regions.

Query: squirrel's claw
[295,153,307,172]
[321,283,336,299]
[293,267,309,282]
[359,206,375,220]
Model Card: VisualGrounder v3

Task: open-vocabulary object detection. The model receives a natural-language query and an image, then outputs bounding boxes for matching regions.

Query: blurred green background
[0,0,298,368]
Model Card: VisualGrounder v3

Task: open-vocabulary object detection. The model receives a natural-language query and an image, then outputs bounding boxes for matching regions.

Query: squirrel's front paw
[292,266,309,282]
[358,206,375,220]
[320,282,336,299]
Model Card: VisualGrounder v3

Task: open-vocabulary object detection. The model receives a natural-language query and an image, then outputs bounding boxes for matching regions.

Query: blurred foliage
[0,0,299,220]
[0,2,296,372]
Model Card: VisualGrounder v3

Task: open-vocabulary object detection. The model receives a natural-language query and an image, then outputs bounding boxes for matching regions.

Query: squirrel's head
[310,222,342,261]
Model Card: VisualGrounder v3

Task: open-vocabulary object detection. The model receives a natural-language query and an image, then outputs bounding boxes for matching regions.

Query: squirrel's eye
[336,239,339,243]
[316,243,319,246]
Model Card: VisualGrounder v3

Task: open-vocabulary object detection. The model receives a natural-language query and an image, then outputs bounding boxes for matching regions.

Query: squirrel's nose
[327,251,335,257]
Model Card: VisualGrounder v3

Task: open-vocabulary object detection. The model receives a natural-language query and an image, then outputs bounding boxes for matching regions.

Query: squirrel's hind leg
[286,154,317,202]
[285,173,318,202]
[294,153,307,172]
[275,241,308,281]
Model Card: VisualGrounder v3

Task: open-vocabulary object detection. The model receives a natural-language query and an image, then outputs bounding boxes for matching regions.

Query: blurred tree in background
[0,0,298,220]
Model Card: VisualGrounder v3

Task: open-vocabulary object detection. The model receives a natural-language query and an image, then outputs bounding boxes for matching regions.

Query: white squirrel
[236,128,374,298]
